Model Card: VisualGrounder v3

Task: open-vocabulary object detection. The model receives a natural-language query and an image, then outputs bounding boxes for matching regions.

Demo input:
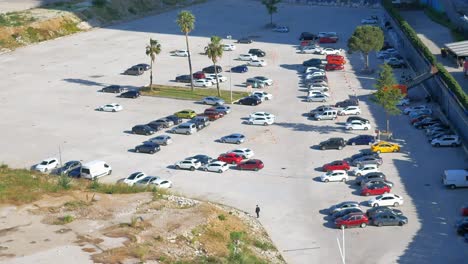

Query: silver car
[352,156,383,167]
[149,135,173,145]
[220,133,246,144]
[202,96,225,105]
[307,94,328,102]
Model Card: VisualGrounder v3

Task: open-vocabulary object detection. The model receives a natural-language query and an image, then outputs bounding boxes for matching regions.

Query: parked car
[194,79,213,87]
[329,201,361,215]
[193,71,206,79]
[361,178,394,188]
[368,193,404,207]
[204,161,230,173]
[150,178,173,189]
[201,110,223,121]
[174,109,197,119]
[320,170,349,183]
[307,94,328,102]
[120,91,140,98]
[132,125,155,135]
[320,48,344,55]
[247,60,267,67]
[408,109,433,119]
[230,148,254,159]
[361,17,378,24]
[309,105,335,116]
[348,151,380,163]
[248,49,266,57]
[188,116,210,130]
[345,120,371,130]
[166,115,183,125]
[175,159,202,171]
[220,133,246,144]
[335,98,359,108]
[371,211,408,227]
[212,105,231,114]
[347,135,375,146]
[134,176,161,187]
[253,76,273,86]
[201,96,224,105]
[124,66,144,75]
[237,38,253,44]
[332,207,364,219]
[238,96,261,106]
[246,78,266,88]
[323,160,350,171]
[175,74,192,83]
[457,222,468,236]
[335,213,369,229]
[403,105,429,115]
[325,63,344,71]
[54,160,81,175]
[414,119,441,129]
[170,123,197,135]
[303,58,326,67]
[308,83,329,91]
[135,142,160,154]
[101,85,123,93]
[248,116,274,126]
[273,25,289,32]
[119,172,147,186]
[218,153,244,165]
[385,57,407,68]
[366,206,402,219]
[172,50,189,57]
[319,137,346,150]
[231,65,248,73]
[371,141,401,153]
[352,155,383,167]
[300,46,323,54]
[361,182,392,196]
[431,135,461,147]
[339,106,361,115]
[134,64,150,70]
[202,65,222,74]
[34,158,59,173]
[355,172,387,185]
[150,118,174,128]
[251,91,273,101]
[239,54,258,61]
[222,44,236,51]
[353,164,380,176]
[146,122,164,132]
[237,159,264,171]
[149,135,173,145]
[299,32,317,41]
[186,155,213,165]
[346,116,369,124]
[461,205,468,216]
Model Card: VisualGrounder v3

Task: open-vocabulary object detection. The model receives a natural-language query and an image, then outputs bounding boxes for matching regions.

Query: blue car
[347,135,376,146]
[231,65,248,73]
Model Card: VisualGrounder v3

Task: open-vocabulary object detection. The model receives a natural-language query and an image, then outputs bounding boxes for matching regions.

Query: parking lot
[0,0,467,263]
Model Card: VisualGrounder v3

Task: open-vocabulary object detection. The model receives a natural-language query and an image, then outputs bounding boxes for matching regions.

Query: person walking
[255,205,260,218]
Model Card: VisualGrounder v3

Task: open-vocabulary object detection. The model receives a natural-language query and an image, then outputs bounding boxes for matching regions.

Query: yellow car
[371,141,401,153]
[174,109,197,119]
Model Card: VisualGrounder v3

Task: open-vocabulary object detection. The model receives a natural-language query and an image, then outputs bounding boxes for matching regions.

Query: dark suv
[248,49,266,57]
[146,122,164,131]
[120,91,140,98]
[319,137,346,150]
[166,115,183,125]
[101,85,123,93]
[188,116,210,130]
[124,66,144,75]
[135,142,160,154]
[238,96,261,106]
[132,125,155,135]
[335,98,359,108]
[202,65,223,73]
[299,32,318,41]
[175,75,192,83]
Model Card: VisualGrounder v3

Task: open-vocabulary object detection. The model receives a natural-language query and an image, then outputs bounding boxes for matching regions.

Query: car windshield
[40,161,48,165]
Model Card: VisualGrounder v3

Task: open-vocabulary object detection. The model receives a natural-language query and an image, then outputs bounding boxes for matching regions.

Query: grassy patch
[64,200,90,210]
[253,240,276,251]
[141,85,249,103]
[88,179,155,194]
[54,214,75,225]
[0,12,36,27]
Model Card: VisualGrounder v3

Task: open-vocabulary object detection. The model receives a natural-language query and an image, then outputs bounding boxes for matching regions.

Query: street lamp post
[226,35,233,104]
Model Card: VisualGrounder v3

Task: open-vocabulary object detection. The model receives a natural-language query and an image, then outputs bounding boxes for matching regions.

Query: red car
[323,160,350,171]
[335,212,368,228]
[410,115,430,124]
[326,54,344,60]
[319,36,338,43]
[218,153,243,165]
[237,159,264,171]
[462,205,468,216]
[202,109,224,121]
[360,182,391,196]
[327,58,346,65]
[325,63,344,71]
[193,71,206,79]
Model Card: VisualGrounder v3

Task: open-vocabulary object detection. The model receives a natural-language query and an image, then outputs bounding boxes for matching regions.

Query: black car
[120,91,140,98]
[457,222,468,236]
[237,37,253,44]
[348,151,380,162]
[335,98,359,108]
[332,208,363,219]
[146,122,164,131]
[188,116,210,130]
[355,172,386,185]
[101,85,123,93]
[414,119,441,129]
[166,115,183,125]
[372,211,408,226]
[124,66,144,75]
[366,206,402,219]
[319,137,346,150]
[175,75,192,83]
[187,154,213,165]
[132,125,155,135]
[54,160,81,175]
[202,65,223,74]
[299,32,318,41]
[303,58,325,67]
[231,65,249,73]
[346,116,369,124]
[238,96,261,106]
[135,142,160,154]
[387,60,407,68]
[248,49,266,57]
[347,135,375,146]
[135,63,151,71]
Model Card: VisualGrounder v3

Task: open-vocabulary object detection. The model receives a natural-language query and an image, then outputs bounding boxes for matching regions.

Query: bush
[57,175,72,190]
[217,214,226,221]
[92,0,106,7]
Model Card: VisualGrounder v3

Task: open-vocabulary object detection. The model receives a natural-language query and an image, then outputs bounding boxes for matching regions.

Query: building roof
[444,40,468,57]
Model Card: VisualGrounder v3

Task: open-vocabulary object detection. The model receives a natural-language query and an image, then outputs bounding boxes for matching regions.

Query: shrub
[57,175,72,190]
[253,240,276,251]
[218,214,226,221]
[92,0,106,7]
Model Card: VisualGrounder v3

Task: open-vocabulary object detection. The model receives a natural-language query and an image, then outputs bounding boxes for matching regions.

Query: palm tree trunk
[364,52,369,70]
[150,59,154,91]
[386,112,390,133]
[214,62,220,97]
[185,33,194,91]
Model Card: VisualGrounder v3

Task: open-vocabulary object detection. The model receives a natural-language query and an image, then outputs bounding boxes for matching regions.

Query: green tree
[177,10,196,91]
[204,36,223,97]
[261,0,281,26]
[145,38,161,90]
[372,63,405,132]
[348,25,384,70]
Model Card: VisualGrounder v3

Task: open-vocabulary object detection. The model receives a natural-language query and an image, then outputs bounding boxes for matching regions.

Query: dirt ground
[0,191,284,263]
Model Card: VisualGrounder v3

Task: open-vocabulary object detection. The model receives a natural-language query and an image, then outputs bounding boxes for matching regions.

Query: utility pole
[226,35,233,104]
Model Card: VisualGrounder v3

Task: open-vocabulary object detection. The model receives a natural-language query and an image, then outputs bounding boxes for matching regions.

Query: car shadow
[123,130,134,135]
[312,176,323,182]
[322,221,337,229]
[314,167,324,172]
[319,208,330,215]
[127,149,136,153]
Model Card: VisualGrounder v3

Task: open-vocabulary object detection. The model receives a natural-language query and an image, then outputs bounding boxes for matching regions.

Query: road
[0,1,467,263]
[0,0,68,13]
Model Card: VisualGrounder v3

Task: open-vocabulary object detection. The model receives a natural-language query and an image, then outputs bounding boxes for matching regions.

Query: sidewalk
[400,10,468,95]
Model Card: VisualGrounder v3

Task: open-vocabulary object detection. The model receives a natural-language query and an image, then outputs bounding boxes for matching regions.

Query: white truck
[80,160,112,180]
[442,169,468,189]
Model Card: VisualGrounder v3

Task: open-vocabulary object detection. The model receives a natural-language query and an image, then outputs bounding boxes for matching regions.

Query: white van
[314,109,338,120]
[442,169,468,189]
[80,160,112,180]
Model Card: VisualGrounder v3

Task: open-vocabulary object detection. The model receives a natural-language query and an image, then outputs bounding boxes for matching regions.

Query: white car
[308,83,329,91]
[134,176,161,187]
[194,79,213,87]
[250,111,275,119]
[222,44,236,51]
[97,103,123,112]
[120,172,147,186]
[308,89,330,98]
[251,91,273,101]
[230,148,255,159]
[273,25,289,32]
[304,67,324,74]
[204,161,230,173]
[206,74,228,82]
[396,98,410,106]
[253,76,273,86]
[361,18,378,24]
[175,159,202,171]
[320,48,344,55]
[345,120,371,130]
[248,117,275,126]
[368,193,404,207]
[353,164,379,177]
[339,106,361,115]
[173,50,189,57]
[247,60,267,67]
[320,170,349,183]
[34,157,59,173]
[307,94,328,102]
[305,71,326,79]
[150,178,173,189]
[300,46,323,54]
[431,135,461,147]
[403,105,429,115]
[238,54,257,61]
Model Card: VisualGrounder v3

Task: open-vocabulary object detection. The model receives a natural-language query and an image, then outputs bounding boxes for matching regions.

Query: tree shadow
[62,78,105,87]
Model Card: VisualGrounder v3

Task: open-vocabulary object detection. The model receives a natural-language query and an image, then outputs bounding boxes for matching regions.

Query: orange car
[327,58,347,65]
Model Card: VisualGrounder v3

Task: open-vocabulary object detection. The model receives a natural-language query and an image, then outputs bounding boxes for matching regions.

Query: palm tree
[176,10,196,91]
[145,38,161,90]
[204,36,223,97]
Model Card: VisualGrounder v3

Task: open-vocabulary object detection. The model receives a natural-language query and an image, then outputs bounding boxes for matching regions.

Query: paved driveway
[0,1,467,263]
